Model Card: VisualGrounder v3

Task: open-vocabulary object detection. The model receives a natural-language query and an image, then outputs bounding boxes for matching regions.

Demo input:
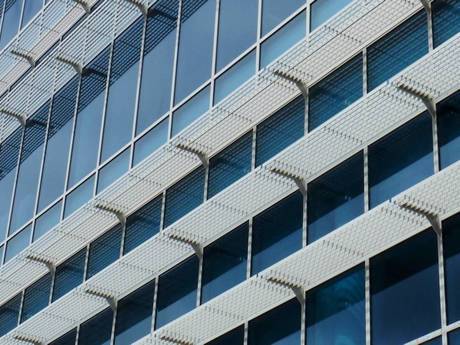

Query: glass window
[308,54,363,130]
[306,266,365,345]
[136,0,178,135]
[86,224,122,279]
[449,329,460,345]
[443,213,460,324]
[10,103,49,232]
[438,91,460,170]
[78,308,113,345]
[369,114,433,208]
[310,0,352,31]
[307,153,363,243]
[21,272,51,322]
[21,0,42,28]
[422,337,442,345]
[214,50,256,105]
[124,195,162,254]
[252,191,303,275]
[33,201,61,241]
[205,326,244,345]
[216,0,257,71]
[5,224,31,262]
[202,223,248,303]
[68,48,110,188]
[0,293,21,336]
[248,299,301,345]
[260,12,306,69]
[367,11,428,91]
[433,0,460,47]
[97,148,130,194]
[0,0,22,49]
[64,175,94,218]
[101,18,143,162]
[50,329,77,345]
[156,256,198,328]
[262,0,304,36]
[114,280,155,344]
[163,166,205,227]
[174,0,216,103]
[370,230,440,344]
[38,77,79,212]
[52,249,86,302]
[207,132,252,199]
[133,118,169,166]
[256,95,304,166]
[172,85,210,137]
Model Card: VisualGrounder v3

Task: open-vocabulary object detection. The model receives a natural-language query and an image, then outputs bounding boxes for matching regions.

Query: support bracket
[270,168,307,197]
[10,49,36,67]
[175,143,209,169]
[398,84,436,119]
[159,335,194,345]
[0,107,27,126]
[125,0,149,16]
[74,0,92,13]
[94,204,127,228]
[273,70,308,101]
[168,233,203,259]
[25,254,55,275]
[419,0,431,13]
[85,288,117,311]
[56,55,84,75]
[266,277,305,304]
[12,334,44,345]
[399,203,442,237]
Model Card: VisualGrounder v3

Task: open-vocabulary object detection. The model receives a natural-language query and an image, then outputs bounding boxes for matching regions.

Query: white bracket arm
[74,0,92,13]
[397,84,436,119]
[12,334,44,345]
[168,233,203,259]
[419,0,432,13]
[0,107,27,127]
[270,168,307,197]
[55,55,84,75]
[159,335,194,345]
[125,0,149,16]
[85,288,117,311]
[266,276,305,304]
[25,254,56,275]
[94,204,127,228]
[398,202,442,237]
[273,70,308,102]
[10,49,36,67]
[175,143,209,169]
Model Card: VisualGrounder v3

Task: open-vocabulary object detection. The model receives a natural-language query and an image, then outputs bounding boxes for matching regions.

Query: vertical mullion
[438,230,448,345]
[209,0,220,105]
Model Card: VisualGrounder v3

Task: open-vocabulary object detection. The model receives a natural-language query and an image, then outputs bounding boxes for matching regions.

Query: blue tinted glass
[438,91,460,169]
[5,224,31,262]
[248,299,301,345]
[133,118,169,166]
[21,273,51,322]
[252,191,303,275]
[262,0,304,36]
[367,11,428,91]
[369,114,433,208]
[164,166,205,227]
[21,0,42,27]
[52,249,85,301]
[433,0,460,47]
[256,96,304,166]
[50,329,77,345]
[101,19,143,162]
[207,132,252,198]
[423,337,442,345]
[371,230,440,344]
[0,0,22,49]
[450,329,460,344]
[64,176,94,218]
[0,171,16,242]
[86,224,122,279]
[174,0,215,103]
[68,48,110,188]
[38,77,78,211]
[202,223,248,302]
[33,201,61,241]
[136,0,178,135]
[309,54,363,130]
[97,149,130,194]
[124,195,162,254]
[216,0,257,71]
[115,281,155,344]
[311,0,352,31]
[10,103,49,232]
[308,153,363,243]
[172,85,210,137]
[206,326,244,345]
[443,213,460,324]
[0,294,21,336]
[78,308,113,345]
[214,51,256,105]
[156,256,198,328]
[260,12,306,69]
[306,266,365,345]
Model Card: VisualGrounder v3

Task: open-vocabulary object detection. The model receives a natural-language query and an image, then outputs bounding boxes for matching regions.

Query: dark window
[433,0,460,47]
[310,0,352,31]
[0,293,21,336]
[422,337,442,345]
[370,230,440,344]
[438,91,460,170]
[205,326,245,345]
[443,213,460,324]
[52,249,86,302]
[449,329,460,344]
[21,273,52,322]
[262,0,304,36]
[78,308,113,345]
[50,329,77,345]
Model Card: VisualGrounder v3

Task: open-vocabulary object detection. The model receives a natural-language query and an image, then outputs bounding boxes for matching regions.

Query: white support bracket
[25,254,55,275]
[397,84,436,119]
[167,233,203,259]
[272,70,308,102]
[73,0,92,13]
[10,49,36,68]
[94,204,127,228]
[125,0,149,16]
[84,288,117,311]
[270,168,307,197]
[266,276,305,305]
[159,335,194,345]
[419,0,432,14]
[175,143,209,169]
[12,334,44,345]
[147,6,177,21]
[398,202,442,237]
[0,107,27,127]
[55,55,84,75]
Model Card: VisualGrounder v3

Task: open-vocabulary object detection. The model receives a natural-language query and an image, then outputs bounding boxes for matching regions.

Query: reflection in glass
[310,0,352,31]
[206,326,244,345]
[437,91,460,170]
[0,0,22,49]
[52,249,86,301]
[97,148,130,194]
[64,176,94,218]
[0,294,21,336]
[432,0,460,47]
[5,224,31,263]
[443,213,460,324]
[21,272,51,322]
[21,0,43,28]
[33,201,61,241]
[78,308,113,345]
[262,0,304,36]
[133,118,169,166]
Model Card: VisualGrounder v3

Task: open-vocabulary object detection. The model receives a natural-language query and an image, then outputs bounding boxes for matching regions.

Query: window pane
[256,95,304,166]
[64,176,94,218]
[124,195,162,254]
[156,256,198,328]
[216,0,257,71]
[252,191,303,275]
[208,132,252,199]
[248,299,301,345]
[21,0,42,27]
[422,337,442,345]
[0,0,22,49]
[367,11,428,91]
[202,223,248,303]
[174,0,215,103]
[33,201,61,241]
[306,266,365,345]
[97,149,130,194]
[307,153,363,243]
[369,114,433,208]
[164,166,205,227]
[433,0,460,47]
[101,18,143,162]
[133,118,169,166]
[50,329,77,345]
[449,329,460,344]
[308,54,363,130]
[370,230,440,344]
[206,326,244,345]
[262,0,304,36]
[136,0,178,135]
[78,308,113,345]
[21,273,51,322]
[5,225,31,262]
[310,0,352,31]
[438,91,460,170]
[0,294,21,336]
[115,281,155,344]
[52,249,86,301]
[443,213,460,324]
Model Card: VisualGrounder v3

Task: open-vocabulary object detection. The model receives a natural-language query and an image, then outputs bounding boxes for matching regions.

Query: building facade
[0,0,459,344]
